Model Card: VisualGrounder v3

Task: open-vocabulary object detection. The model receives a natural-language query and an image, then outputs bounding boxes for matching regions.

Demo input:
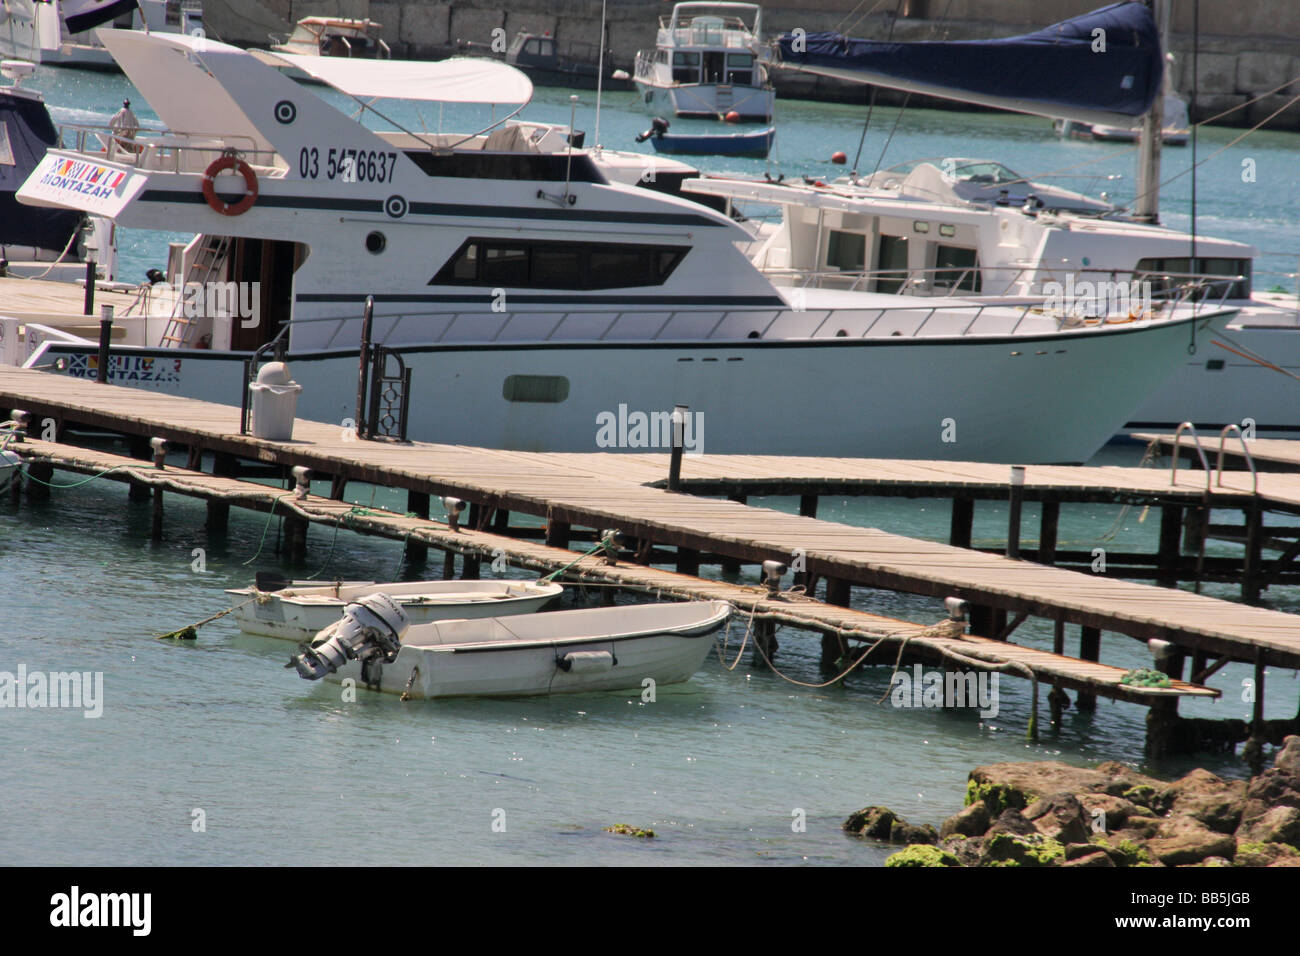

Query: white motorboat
[8,30,1239,464]
[227,577,564,643]
[634,2,774,121]
[288,594,731,699]
[0,418,22,490]
[269,16,389,60]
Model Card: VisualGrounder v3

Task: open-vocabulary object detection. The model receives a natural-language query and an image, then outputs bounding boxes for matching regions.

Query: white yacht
[634,2,773,121]
[0,0,203,69]
[8,31,1237,465]
[688,158,1298,440]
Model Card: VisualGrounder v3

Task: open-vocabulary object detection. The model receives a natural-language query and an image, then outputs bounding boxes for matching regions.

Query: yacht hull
[36,310,1228,463]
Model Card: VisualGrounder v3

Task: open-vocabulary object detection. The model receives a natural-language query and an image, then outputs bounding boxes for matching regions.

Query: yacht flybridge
[11,31,1238,464]
[634,2,774,121]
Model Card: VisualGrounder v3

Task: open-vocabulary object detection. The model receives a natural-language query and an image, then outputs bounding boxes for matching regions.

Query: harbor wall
[206,0,1300,129]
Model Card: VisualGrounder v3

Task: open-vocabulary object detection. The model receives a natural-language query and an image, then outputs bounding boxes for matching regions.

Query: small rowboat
[647,125,775,159]
[226,578,564,642]
[291,597,731,699]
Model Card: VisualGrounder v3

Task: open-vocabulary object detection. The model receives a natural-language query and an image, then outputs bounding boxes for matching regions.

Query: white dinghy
[287,595,731,699]
[227,577,563,642]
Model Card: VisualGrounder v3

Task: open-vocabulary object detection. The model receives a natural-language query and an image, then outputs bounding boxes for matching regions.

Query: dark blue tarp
[778,2,1163,121]
[0,90,84,254]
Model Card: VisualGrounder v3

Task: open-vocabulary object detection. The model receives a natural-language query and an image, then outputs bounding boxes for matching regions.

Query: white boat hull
[323,601,729,699]
[635,80,774,121]
[39,309,1232,464]
[228,579,563,642]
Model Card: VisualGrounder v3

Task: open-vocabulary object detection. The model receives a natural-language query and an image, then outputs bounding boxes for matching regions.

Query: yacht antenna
[594,0,607,147]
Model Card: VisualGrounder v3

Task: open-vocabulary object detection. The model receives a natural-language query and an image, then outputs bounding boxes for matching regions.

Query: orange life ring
[201,155,258,216]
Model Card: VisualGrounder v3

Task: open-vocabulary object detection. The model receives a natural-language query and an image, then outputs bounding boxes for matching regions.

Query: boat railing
[295,292,1233,354]
[1170,422,1212,491]
[768,265,1243,313]
[1215,424,1258,495]
[57,122,279,175]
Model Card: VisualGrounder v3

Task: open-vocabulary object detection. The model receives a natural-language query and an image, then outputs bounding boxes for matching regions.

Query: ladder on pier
[158,235,231,348]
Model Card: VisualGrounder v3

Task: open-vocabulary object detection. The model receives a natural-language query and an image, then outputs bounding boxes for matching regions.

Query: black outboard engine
[289,593,410,680]
[635,116,671,143]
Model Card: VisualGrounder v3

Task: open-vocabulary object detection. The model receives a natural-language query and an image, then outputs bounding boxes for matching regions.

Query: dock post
[83,258,96,316]
[95,306,113,384]
[949,496,973,549]
[968,605,994,638]
[1243,650,1268,773]
[405,491,429,565]
[206,499,229,533]
[799,495,819,519]
[545,520,571,550]
[1076,627,1101,711]
[442,549,456,580]
[1157,505,1184,587]
[676,547,700,576]
[151,487,164,541]
[753,618,778,668]
[213,453,240,481]
[1242,501,1264,604]
[128,476,150,502]
[1038,500,1059,565]
[461,551,481,579]
[25,461,52,501]
[1007,466,1025,559]
[667,404,687,492]
[822,578,851,669]
[282,514,308,563]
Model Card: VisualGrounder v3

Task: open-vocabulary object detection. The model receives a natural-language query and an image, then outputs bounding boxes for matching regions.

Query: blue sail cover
[778,2,1163,126]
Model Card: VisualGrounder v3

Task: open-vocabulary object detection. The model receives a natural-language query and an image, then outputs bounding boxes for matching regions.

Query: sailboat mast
[1133,0,1170,223]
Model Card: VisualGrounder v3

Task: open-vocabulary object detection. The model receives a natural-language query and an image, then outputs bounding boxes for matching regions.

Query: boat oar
[154,597,258,641]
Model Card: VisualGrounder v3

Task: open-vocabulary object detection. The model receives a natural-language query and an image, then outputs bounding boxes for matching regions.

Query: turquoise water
[3,63,1299,866]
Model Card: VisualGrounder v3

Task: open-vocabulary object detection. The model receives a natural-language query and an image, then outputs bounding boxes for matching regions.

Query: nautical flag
[62,0,139,35]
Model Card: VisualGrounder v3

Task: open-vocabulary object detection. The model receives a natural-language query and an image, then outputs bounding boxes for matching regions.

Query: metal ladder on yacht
[158,235,232,348]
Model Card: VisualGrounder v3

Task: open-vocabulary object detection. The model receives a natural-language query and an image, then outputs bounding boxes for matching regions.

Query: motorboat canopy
[251,50,534,106]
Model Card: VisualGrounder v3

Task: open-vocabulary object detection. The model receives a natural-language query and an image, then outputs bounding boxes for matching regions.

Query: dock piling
[405,491,430,564]
[1007,465,1025,559]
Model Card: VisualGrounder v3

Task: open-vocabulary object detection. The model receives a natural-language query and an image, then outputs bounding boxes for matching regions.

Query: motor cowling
[290,592,410,681]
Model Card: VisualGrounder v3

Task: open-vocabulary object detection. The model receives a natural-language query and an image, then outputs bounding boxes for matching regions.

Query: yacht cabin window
[672,52,700,83]
[826,231,866,272]
[725,53,754,85]
[933,245,981,293]
[434,239,689,290]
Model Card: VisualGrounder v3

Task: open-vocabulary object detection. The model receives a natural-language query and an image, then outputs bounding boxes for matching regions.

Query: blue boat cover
[778,2,1162,121]
[0,90,83,254]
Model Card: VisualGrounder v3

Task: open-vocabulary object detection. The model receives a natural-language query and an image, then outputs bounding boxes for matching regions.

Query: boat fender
[557,650,616,673]
[202,153,259,216]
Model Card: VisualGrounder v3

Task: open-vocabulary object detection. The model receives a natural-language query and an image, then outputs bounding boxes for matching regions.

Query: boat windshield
[945,161,1021,184]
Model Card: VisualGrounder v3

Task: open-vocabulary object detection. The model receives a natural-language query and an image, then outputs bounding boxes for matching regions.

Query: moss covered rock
[884,844,962,867]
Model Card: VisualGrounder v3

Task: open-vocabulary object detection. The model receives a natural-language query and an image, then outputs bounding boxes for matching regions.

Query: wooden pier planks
[7,435,1218,705]
[1,366,1298,671]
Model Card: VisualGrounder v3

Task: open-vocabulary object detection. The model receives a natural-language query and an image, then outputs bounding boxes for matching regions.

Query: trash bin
[248,361,302,441]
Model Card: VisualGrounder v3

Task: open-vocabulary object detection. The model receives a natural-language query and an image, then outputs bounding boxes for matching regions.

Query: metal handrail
[1170,422,1211,491]
[1215,424,1259,495]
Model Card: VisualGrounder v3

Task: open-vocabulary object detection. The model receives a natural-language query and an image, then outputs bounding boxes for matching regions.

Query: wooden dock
[3,366,1297,754]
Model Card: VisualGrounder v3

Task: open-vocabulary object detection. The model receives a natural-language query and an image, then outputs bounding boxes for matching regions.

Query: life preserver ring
[201,155,258,216]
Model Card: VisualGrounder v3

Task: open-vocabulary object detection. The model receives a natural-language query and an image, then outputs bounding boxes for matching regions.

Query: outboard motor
[289,592,410,680]
[635,116,670,143]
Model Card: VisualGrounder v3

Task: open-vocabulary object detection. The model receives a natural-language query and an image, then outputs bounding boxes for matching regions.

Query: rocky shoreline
[845,736,1300,867]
